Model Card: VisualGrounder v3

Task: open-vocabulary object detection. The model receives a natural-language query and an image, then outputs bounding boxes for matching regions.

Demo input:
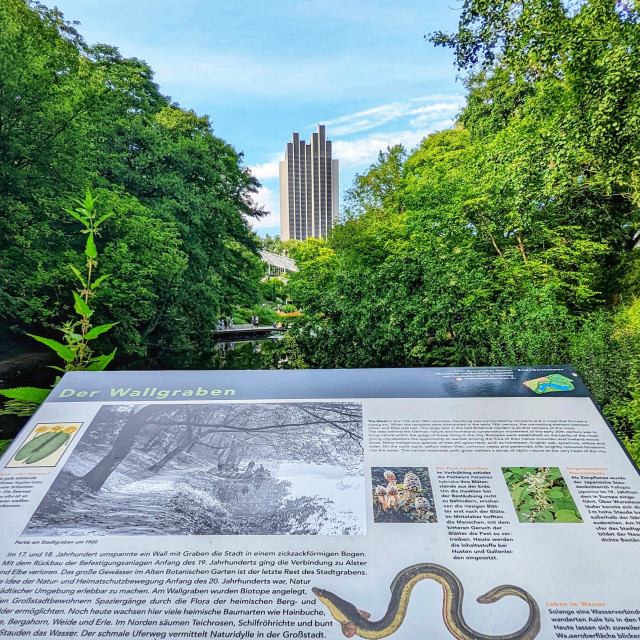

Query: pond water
[206,338,280,369]
[1,338,281,440]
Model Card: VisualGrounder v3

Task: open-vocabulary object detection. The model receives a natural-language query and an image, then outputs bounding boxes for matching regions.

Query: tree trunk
[516,229,528,264]
[81,405,160,492]
[147,425,195,473]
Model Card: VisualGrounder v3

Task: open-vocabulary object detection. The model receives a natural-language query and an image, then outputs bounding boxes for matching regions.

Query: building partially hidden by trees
[258,251,298,278]
[279,125,339,241]
[278,0,640,465]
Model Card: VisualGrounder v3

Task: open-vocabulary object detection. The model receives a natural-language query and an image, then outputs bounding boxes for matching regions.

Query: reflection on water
[25,460,365,537]
[210,339,279,369]
[2,337,283,441]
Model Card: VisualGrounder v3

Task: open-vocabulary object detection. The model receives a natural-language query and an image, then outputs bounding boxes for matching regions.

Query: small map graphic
[523,374,575,394]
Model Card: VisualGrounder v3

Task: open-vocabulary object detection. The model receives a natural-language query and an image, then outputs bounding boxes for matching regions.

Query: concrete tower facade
[279,125,339,241]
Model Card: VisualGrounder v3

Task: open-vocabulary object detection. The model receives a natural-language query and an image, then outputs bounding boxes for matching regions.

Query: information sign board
[1,366,639,640]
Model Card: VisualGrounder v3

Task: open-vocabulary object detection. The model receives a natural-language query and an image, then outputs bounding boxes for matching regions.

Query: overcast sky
[50,0,465,236]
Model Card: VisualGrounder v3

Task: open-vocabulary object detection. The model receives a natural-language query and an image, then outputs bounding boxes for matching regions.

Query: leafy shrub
[258,278,287,302]
[280,304,298,313]
[502,467,583,523]
[232,306,280,326]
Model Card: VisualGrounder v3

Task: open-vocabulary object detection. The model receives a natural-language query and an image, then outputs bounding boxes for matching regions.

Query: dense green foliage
[503,467,583,523]
[0,0,263,365]
[259,277,288,303]
[281,0,640,462]
[0,191,117,416]
[2,0,639,463]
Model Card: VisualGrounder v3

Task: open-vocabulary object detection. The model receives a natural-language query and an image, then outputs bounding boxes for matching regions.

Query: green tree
[431,0,640,255]
[0,0,95,328]
[0,1,265,367]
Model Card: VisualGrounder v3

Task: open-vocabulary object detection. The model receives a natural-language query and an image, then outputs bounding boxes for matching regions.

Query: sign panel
[1,366,639,640]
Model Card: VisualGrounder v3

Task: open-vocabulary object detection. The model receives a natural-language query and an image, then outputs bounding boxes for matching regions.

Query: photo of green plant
[502,467,583,524]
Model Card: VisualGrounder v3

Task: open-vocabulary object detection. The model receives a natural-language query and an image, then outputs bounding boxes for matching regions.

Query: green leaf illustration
[24,432,70,464]
[14,431,60,461]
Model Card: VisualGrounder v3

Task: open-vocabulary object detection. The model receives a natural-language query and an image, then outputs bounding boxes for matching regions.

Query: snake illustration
[312,563,540,640]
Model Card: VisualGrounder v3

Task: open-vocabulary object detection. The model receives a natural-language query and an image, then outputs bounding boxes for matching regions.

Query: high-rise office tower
[279,125,339,241]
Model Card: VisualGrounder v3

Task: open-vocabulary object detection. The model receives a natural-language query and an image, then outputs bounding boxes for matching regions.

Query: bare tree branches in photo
[24,402,365,537]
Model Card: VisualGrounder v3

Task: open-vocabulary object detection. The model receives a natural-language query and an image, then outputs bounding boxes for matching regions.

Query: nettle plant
[0,191,117,417]
[502,466,583,524]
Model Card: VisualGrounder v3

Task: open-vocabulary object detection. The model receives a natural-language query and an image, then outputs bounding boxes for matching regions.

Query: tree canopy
[280,0,640,459]
[0,0,264,363]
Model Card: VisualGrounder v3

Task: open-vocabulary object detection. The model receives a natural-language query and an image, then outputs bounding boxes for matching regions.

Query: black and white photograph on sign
[23,402,365,536]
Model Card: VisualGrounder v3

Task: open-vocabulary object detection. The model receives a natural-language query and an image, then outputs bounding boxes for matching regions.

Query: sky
[49,0,466,237]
